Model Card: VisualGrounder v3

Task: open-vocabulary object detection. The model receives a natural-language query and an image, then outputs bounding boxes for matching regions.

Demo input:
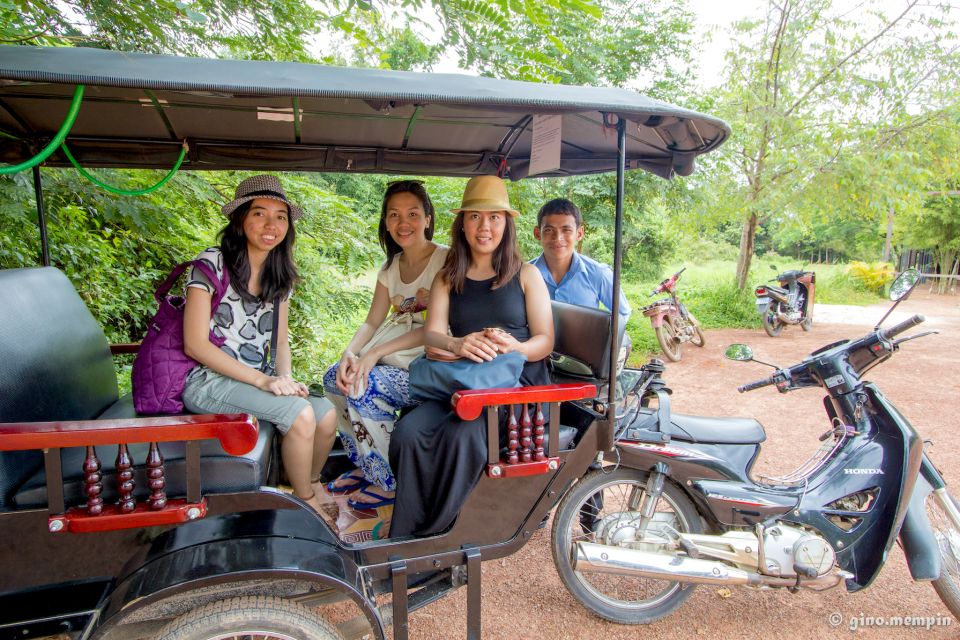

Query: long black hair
[378,180,436,265]
[219,200,299,303]
[441,211,521,294]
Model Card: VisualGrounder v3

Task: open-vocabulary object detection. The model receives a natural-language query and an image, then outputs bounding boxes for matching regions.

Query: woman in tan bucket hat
[181,175,336,513]
[389,175,555,537]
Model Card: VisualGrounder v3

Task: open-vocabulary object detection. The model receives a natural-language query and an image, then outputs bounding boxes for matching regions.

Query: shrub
[845,261,895,294]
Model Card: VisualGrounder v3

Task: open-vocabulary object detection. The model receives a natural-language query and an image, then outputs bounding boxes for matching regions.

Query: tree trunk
[936,250,958,295]
[883,206,894,262]
[735,213,759,289]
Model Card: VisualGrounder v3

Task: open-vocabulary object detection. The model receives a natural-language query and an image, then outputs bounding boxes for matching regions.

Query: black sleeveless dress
[389,273,549,537]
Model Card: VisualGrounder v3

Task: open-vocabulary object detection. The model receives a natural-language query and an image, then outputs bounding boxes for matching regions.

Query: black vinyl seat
[0,267,274,511]
[623,407,766,444]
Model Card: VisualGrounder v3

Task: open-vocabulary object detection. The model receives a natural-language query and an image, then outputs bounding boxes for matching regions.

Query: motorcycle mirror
[724,344,754,361]
[769,264,778,272]
[874,268,921,330]
[889,268,921,301]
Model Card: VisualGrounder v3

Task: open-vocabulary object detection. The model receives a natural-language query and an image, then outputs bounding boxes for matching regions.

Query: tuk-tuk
[0,46,728,639]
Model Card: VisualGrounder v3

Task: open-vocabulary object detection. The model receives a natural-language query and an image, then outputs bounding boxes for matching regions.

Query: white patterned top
[186,247,278,370]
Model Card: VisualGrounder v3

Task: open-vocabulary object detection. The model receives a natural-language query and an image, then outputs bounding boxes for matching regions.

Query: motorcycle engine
[762,525,836,577]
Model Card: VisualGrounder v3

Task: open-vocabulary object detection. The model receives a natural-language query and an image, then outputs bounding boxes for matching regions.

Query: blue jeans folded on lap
[408,351,527,403]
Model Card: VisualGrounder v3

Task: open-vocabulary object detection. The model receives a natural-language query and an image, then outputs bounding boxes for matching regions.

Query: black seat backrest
[551,300,625,380]
[0,267,119,507]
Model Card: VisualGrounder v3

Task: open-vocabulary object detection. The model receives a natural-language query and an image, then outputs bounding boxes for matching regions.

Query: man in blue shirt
[531,198,632,365]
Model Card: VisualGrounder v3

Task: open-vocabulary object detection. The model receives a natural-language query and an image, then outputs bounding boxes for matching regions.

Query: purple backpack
[132,260,229,414]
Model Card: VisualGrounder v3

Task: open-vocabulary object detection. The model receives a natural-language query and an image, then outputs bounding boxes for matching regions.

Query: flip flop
[326,471,370,495]
[347,487,396,510]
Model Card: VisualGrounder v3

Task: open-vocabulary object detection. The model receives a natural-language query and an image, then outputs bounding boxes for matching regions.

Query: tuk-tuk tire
[155,595,343,640]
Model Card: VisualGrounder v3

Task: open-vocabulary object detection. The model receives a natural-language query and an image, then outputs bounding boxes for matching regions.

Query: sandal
[347,487,395,510]
[326,470,371,495]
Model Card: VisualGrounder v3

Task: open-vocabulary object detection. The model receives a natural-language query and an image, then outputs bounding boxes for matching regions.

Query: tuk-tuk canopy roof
[0,46,729,180]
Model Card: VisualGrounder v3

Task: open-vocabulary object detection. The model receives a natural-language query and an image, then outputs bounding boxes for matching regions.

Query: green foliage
[708,0,960,288]
[845,261,895,295]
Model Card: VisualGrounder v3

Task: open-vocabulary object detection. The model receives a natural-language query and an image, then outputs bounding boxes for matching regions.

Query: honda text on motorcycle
[755,265,816,337]
[551,269,960,624]
[641,267,705,362]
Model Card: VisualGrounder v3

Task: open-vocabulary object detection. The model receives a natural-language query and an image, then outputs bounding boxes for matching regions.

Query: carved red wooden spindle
[115,443,136,513]
[146,442,167,510]
[83,445,103,516]
[519,405,533,463]
[507,405,519,465]
[533,403,546,461]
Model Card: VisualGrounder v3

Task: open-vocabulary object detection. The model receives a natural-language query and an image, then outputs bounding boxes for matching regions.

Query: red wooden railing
[452,383,596,478]
[0,414,258,533]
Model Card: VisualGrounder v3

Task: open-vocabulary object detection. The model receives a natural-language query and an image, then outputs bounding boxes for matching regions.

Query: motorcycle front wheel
[926,490,960,619]
[655,315,682,361]
[762,306,784,337]
[551,468,703,624]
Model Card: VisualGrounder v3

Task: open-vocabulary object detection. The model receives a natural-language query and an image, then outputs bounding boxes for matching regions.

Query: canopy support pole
[603,117,626,452]
[32,165,50,267]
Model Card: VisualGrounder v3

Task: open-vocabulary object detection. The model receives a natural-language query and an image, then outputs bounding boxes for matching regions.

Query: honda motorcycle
[551,269,960,624]
[641,267,705,362]
[755,265,816,337]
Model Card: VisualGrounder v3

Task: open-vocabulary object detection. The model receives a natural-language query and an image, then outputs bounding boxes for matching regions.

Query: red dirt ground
[405,291,960,640]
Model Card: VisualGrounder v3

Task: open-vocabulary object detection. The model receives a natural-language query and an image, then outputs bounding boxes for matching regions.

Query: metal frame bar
[32,165,49,266]
[602,117,626,451]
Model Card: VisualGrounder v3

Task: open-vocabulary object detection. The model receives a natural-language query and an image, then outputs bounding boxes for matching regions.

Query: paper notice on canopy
[528,114,562,177]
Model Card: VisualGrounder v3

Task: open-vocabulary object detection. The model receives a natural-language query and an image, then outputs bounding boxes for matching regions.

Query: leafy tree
[711,0,959,288]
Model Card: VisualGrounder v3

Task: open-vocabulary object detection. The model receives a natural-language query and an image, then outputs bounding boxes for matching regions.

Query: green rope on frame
[0,85,85,175]
[60,140,188,196]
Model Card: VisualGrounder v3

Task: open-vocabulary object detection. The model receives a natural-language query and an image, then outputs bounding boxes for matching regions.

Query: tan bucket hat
[450,175,519,217]
[221,175,305,221]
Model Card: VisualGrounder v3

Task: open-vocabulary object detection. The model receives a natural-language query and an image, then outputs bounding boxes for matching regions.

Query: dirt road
[408,291,960,639]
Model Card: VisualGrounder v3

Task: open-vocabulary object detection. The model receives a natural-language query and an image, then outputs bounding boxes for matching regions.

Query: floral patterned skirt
[322,363,416,491]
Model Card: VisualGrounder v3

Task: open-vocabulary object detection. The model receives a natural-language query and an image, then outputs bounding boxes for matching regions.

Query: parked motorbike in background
[641,267,705,362]
[551,269,960,625]
[755,265,816,337]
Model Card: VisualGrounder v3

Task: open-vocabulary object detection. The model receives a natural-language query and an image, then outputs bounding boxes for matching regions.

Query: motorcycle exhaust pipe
[574,542,848,589]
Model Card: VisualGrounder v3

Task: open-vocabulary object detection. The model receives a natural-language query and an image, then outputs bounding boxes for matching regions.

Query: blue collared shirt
[531,252,631,321]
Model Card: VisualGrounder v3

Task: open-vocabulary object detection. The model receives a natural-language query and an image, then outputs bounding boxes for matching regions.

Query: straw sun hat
[221,174,305,221]
[450,175,519,217]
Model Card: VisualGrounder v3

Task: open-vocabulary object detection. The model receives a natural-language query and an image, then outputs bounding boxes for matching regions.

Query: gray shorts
[183,367,333,434]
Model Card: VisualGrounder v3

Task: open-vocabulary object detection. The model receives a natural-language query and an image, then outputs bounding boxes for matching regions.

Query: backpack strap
[262,295,282,375]
[154,259,229,307]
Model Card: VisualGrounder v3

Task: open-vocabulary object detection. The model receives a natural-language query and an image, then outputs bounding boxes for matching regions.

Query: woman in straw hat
[182,175,336,513]
[322,180,449,510]
[389,175,554,537]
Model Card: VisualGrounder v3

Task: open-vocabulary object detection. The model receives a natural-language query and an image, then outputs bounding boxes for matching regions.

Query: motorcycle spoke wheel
[155,596,343,640]
[688,314,706,347]
[762,307,783,337]
[551,468,702,624]
[927,491,960,619]
[655,316,682,362]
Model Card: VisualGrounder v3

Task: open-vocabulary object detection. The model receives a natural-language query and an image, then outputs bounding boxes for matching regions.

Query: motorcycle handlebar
[879,314,925,341]
[738,376,775,393]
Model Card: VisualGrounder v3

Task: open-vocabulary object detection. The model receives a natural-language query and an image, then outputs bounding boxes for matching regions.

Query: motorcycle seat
[620,407,766,445]
[669,413,766,444]
[763,283,787,295]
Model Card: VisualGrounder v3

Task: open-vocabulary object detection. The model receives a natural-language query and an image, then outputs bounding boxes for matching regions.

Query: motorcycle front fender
[899,457,946,582]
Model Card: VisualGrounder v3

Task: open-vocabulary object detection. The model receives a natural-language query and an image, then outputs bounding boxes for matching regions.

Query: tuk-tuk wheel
[155,595,343,640]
